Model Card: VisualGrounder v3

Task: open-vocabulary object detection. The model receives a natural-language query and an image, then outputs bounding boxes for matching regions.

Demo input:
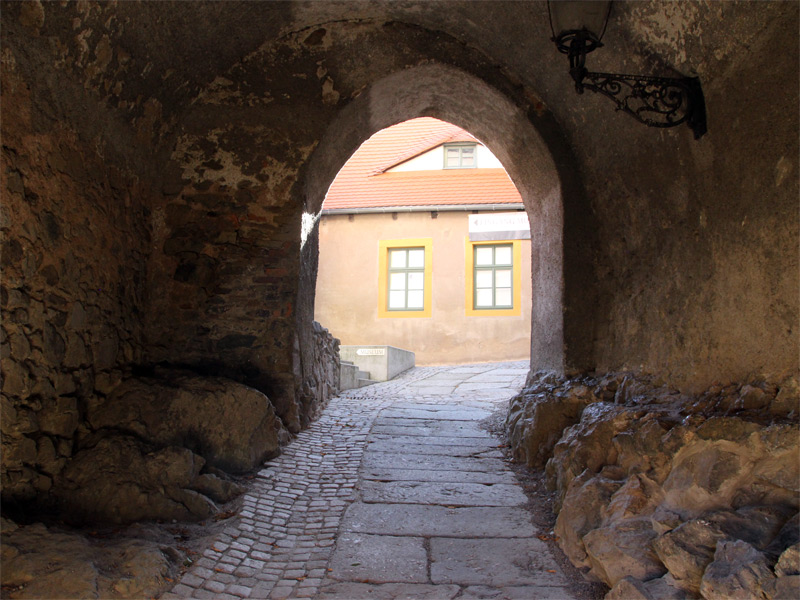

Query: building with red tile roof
[315,118,531,372]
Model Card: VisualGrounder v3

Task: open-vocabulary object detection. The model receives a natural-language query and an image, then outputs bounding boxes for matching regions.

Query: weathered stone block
[555,472,623,568]
[699,540,774,600]
[775,542,800,577]
[37,396,79,438]
[1,520,180,599]
[583,518,666,587]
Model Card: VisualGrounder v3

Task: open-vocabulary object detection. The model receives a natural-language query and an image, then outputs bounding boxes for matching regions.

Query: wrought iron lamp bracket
[554,29,707,140]
[578,70,707,139]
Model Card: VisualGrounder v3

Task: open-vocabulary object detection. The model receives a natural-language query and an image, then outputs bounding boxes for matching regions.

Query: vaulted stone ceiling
[1,0,797,512]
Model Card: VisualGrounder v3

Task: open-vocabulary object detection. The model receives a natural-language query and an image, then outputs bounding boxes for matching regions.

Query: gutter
[321,203,524,216]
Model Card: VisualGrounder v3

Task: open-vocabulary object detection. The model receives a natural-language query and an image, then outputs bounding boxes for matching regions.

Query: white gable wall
[388,143,504,172]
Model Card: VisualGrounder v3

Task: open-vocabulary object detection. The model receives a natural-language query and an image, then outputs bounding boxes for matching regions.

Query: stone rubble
[506,371,800,600]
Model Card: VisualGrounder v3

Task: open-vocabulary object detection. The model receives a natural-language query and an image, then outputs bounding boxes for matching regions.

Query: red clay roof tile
[323,117,522,210]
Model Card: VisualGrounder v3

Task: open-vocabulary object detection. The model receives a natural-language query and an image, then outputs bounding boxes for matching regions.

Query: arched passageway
[312,116,534,367]
[302,63,596,378]
[1,2,797,598]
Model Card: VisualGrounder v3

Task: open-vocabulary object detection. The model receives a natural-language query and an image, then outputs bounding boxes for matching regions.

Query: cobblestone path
[166,362,578,600]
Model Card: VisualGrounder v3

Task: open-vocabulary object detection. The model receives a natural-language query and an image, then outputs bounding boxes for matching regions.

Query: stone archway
[302,63,595,376]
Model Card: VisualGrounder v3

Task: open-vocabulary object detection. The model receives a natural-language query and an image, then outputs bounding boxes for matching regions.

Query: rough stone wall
[1,0,797,512]
[142,20,550,430]
[295,321,341,424]
[146,174,304,429]
[0,28,154,502]
[506,371,800,596]
[567,2,800,390]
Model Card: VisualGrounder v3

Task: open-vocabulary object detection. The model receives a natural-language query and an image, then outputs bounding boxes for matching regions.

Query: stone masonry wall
[0,44,154,503]
[1,0,797,516]
[146,175,303,429]
[297,321,341,423]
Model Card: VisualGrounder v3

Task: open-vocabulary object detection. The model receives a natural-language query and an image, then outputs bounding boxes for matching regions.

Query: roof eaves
[322,203,525,215]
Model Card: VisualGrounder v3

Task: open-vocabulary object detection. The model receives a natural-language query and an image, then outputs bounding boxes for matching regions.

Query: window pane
[389,272,406,290]
[460,148,475,166]
[495,269,512,288]
[407,271,424,290]
[495,246,512,265]
[407,249,425,268]
[389,290,406,309]
[390,250,407,268]
[475,270,493,288]
[445,148,460,167]
[496,288,512,307]
[407,290,424,309]
[476,288,493,307]
[475,247,494,266]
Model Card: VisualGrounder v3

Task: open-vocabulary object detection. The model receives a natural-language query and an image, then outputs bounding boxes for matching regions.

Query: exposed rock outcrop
[53,435,243,524]
[88,369,290,474]
[15,368,280,525]
[1,518,182,599]
[506,372,800,599]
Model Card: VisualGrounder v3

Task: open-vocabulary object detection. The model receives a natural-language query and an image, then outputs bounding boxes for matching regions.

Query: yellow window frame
[465,238,522,317]
[378,238,433,318]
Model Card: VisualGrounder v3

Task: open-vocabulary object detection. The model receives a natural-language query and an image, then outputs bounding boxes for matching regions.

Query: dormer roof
[323,117,522,211]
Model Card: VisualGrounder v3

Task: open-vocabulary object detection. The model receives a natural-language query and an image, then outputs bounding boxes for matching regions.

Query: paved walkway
[165,362,578,600]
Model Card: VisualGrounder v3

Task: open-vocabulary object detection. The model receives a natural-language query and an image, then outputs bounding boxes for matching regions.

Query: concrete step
[358,378,378,388]
[340,361,360,391]
[356,370,370,380]
[339,345,415,382]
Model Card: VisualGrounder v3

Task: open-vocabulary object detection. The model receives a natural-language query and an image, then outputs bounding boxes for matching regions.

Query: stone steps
[341,361,378,389]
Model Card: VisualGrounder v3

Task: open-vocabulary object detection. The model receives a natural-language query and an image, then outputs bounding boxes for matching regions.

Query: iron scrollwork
[578,71,707,139]
[555,26,708,140]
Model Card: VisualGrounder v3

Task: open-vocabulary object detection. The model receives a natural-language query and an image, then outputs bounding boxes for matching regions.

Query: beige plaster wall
[315,211,532,365]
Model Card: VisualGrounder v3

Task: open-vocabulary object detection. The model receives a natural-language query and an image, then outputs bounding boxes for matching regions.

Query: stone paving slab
[360,466,517,484]
[414,371,477,381]
[370,433,498,446]
[469,368,529,375]
[359,480,528,506]
[455,382,514,391]
[318,582,462,599]
[371,423,494,438]
[340,502,538,538]
[430,538,569,586]
[447,365,499,373]
[167,361,580,600]
[361,452,508,473]
[460,585,580,599]
[373,418,491,437]
[378,407,491,420]
[366,440,503,457]
[463,372,529,382]
[391,386,456,395]
[327,533,427,583]
[386,404,492,416]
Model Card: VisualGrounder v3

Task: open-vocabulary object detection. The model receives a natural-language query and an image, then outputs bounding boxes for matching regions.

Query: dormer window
[444,143,477,169]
